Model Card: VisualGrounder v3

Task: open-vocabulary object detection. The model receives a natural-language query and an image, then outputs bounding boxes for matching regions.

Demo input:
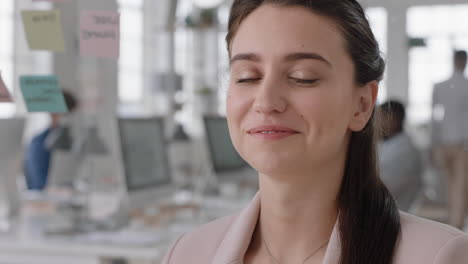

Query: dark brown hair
[378,100,406,139]
[226,1,401,264]
[454,50,467,71]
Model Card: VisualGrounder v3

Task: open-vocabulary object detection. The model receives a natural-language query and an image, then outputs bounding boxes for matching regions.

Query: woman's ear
[348,80,378,132]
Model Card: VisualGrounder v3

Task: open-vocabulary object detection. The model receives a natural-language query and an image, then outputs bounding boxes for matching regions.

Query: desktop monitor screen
[118,117,171,192]
[203,116,249,174]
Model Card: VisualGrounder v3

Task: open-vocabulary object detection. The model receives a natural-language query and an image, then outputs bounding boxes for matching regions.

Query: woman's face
[227,4,376,177]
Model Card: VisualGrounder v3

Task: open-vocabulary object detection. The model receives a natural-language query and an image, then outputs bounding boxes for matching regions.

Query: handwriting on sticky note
[92,14,119,25]
[20,75,68,113]
[21,10,66,52]
[34,11,59,22]
[0,73,13,103]
[80,11,120,58]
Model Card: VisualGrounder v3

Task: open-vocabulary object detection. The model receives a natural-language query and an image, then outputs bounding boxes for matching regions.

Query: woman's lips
[247,126,299,140]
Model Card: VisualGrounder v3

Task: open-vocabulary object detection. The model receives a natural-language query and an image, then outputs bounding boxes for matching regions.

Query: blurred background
[0,0,467,263]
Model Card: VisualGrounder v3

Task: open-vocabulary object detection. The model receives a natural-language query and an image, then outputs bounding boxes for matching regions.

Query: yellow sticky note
[21,10,66,52]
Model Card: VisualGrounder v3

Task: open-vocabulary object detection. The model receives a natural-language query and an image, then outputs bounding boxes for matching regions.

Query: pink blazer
[162,193,468,263]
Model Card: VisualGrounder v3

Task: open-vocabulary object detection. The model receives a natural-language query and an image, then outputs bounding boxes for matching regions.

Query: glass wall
[0,0,53,118]
[0,0,16,117]
[407,4,468,124]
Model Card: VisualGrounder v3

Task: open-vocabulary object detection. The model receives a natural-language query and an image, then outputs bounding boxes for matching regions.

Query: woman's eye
[236,78,261,84]
[290,78,319,85]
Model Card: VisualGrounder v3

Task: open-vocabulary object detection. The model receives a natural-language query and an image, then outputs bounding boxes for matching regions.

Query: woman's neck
[253,169,341,263]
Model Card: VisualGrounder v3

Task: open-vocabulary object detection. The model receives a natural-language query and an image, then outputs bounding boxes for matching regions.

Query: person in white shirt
[378,100,423,212]
[431,50,468,229]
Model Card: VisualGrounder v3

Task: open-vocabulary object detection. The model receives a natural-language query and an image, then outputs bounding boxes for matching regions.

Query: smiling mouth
[259,131,289,134]
[247,127,299,134]
[247,127,299,140]
[252,130,299,134]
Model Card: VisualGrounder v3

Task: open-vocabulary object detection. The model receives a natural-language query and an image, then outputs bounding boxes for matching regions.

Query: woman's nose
[253,80,287,114]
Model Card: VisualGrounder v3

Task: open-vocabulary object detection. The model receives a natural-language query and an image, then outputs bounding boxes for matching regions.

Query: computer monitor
[0,118,25,222]
[203,116,256,183]
[117,117,173,210]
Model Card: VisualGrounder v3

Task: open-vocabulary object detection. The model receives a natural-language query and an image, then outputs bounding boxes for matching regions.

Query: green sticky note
[20,75,68,113]
[21,10,66,52]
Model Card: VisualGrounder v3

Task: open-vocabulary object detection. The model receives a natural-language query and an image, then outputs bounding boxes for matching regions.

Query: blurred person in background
[431,50,468,229]
[24,90,78,191]
[378,100,423,212]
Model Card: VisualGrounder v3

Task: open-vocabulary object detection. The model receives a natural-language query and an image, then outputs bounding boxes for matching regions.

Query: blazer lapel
[211,192,261,264]
[322,219,341,264]
[210,192,342,264]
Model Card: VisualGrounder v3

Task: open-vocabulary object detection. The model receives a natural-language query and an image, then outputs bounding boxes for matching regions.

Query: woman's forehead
[230,4,348,66]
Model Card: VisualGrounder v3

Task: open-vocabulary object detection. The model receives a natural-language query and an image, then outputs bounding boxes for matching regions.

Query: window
[366,7,388,103]
[407,5,468,124]
[0,0,53,117]
[118,0,143,104]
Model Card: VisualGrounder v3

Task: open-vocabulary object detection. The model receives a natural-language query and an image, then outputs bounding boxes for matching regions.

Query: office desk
[0,201,211,264]
[0,189,255,264]
[0,229,169,264]
[0,200,174,264]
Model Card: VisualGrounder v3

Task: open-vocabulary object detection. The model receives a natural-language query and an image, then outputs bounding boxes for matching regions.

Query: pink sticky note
[80,11,120,59]
[0,73,13,103]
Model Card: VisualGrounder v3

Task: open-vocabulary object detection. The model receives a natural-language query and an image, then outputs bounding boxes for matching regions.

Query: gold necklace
[262,237,329,264]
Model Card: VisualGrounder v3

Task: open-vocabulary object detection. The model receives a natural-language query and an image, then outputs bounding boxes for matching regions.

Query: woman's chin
[249,158,299,178]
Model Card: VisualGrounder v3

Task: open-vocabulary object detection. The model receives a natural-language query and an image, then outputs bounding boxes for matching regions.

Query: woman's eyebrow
[284,52,333,68]
[230,53,261,66]
[229,52,333,68]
